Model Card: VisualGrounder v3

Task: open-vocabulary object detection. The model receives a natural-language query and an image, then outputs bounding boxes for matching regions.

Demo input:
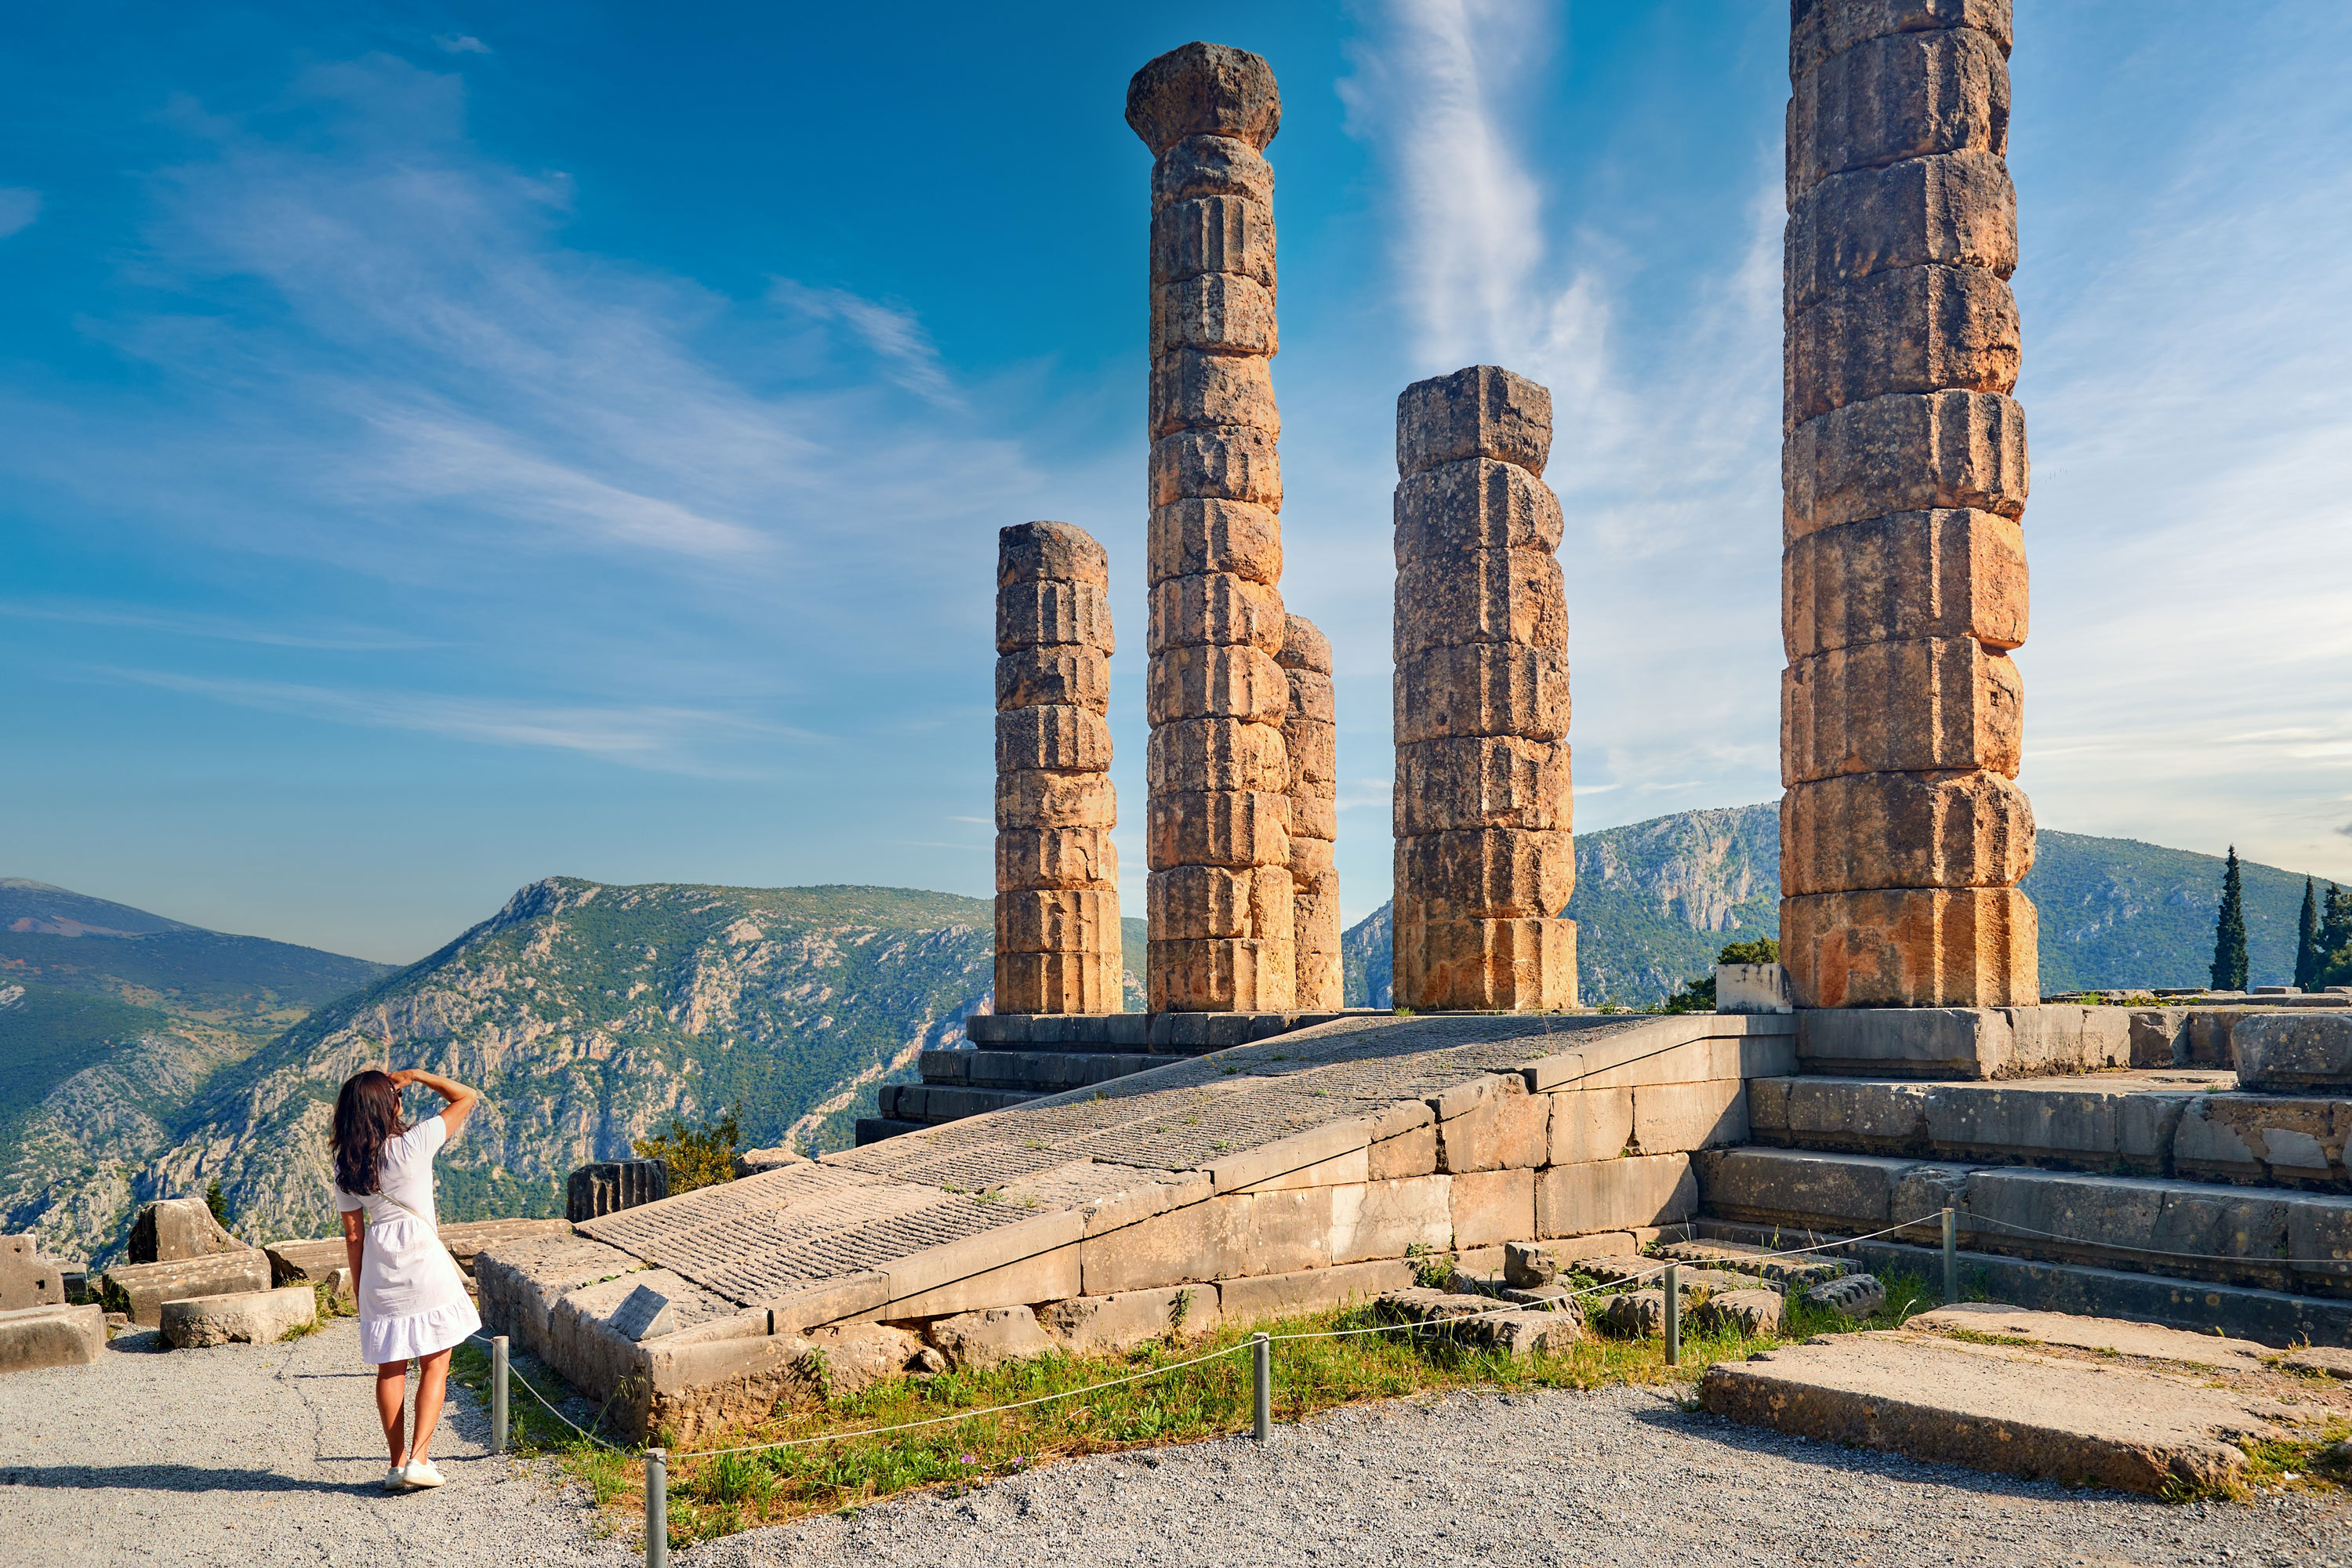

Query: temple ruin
[1278,613,1343,1008]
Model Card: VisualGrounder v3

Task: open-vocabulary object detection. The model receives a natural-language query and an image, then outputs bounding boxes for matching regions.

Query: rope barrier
[1953,1212,2352,1269]
[462,1331,628,1452]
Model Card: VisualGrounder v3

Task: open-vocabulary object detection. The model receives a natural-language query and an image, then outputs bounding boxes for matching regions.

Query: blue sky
[4,2,2349,964]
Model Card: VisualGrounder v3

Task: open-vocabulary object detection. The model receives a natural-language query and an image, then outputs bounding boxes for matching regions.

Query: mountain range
[4,812,2336,1264]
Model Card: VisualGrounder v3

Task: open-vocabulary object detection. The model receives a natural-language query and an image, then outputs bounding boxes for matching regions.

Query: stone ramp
[490,1010,1794,1440]
[1700,1305,2346,1494]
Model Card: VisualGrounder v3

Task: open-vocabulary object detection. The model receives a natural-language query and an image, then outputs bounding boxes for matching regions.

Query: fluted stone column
[1779,0,2038,1007]
[1392,366,1576,1011]
[1130,42,1294,1012]
[1278,614,1341,1009]
[994,521,1122,1014]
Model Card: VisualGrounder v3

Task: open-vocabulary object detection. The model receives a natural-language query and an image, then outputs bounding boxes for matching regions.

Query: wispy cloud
[0,188,38,238]
[770,279,960,407]
[434,34,491,55]
[0,599,440,651]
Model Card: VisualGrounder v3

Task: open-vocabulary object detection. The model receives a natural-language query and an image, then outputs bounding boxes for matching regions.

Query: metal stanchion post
[491,1335,510,1454]
[1252,1333,1272,1442]
[645,1447,668,1568]
[1943,1207,1958,1305]
[1664,1265,1680,1367]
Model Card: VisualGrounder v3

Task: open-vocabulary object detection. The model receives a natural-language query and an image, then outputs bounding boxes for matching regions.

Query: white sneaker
[383,1465,412,1492]
[403,1458,445,1490]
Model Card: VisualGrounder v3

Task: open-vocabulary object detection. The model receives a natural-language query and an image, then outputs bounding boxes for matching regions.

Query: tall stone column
[1779,0,2038,1007]
[1278,614,1341,1009]
[1391,367,1576,1011]
[994,521,1122,1014]
[1129,42,1294,1012]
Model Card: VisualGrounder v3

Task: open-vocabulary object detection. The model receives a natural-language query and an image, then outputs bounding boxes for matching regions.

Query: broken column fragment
[995,521,1122,1014]
[1391,366,1575,1011]
[1131,42,1294,1011]
[1278,614,1341,1009]
[1780,0,2037,1007]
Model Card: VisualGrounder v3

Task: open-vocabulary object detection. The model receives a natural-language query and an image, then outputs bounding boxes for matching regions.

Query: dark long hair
[332,1071,405,1196]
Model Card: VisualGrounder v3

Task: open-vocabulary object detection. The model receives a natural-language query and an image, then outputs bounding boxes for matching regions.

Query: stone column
[1129,42,1294,1012]
[994,521,1122,1014]
[1391,366,1575,1011]
[1779,0,2038,1007]
[1278,614,1341,1009]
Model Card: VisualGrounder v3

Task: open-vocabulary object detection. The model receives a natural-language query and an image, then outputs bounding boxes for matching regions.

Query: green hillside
[0,979,181,1145]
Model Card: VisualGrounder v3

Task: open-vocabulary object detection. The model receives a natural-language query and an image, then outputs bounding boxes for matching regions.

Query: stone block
[1791,0,2013,79]
[100,1250,273,1328]
[998,520,1109,589]
[2173,1094,2349,1187]
[1782,768,2034,895]
[1283,718,1335,798]
[1393,549,1568,658]
[1041,1284,1221,1352]
[1394,457,1564,559]
[1394,736,1569,836]
[1693,1147,1904,1229]
[1149,499,1282,590]
[1147,937,1295,1013]
[1692,1287,1785,1338]
[1150,194,1276,291]
[1152,273,1277,359]
[1146,643,1290,725]
[1223,1259,1418,1323]
[1127,42,1280,158]
[1149,424,1282,509]
[128,1198,244,1265]
[1146,863,1294,942]
[1283,675,1335,734]
[1397,829,1574,921]
[437,1218,581,1276]
[886,1236,1082,1321]
[1806,1273,1889,1317]
[1394,642,1570,744]
[1149,348,1278,440]
[734,1147,803,1177]
[160,1284,318,1349]
[996,768,1117,830]
[2233,1015,2352,1093]
[1324,1176,1452,1263]
[474,1235,641,1360]
[1396,365,1553,480]
[1435,1081,1551,1173]
[1450,1169,1537,1249]
[1788,27,2010,197]
[1598,1289,1675,1338]
[1148,571,1287,656]
[1150,133,1274,212]
[996,826,1118,894]
[1547,1088,1635,1164]
[1718,963,1793,1014]
[1501,1233,1644,1287]
[1368,1124,1439,1180]
[996,645,1111,716]
[1784,390,2027,538]
[264,1239,347,1288]
[1786,263,2019,430]
[1784,508,2027,657]
[1287,796,1337,841]
[1232,1145,1370,1195]
[1146,787,1290,869]
[0,1303,105,1373]
[997,579,1113,654]
[0,1238,66,1312]
[994,949,1123,1016]
[1632,1080,1750,1154]
[1535,1154,1697,1237]
[1782,887,2038,1008]
[1147,717,1289,794]
[1782,637,2023,783]
[1785,148,2015,317]
[567,1159,668,1224]
[995,704,1112,773]
[1392,913,1577,1013]
[1653,1238,1852,1289]
[925,1305,1054,1370]
[995,887,1120,954]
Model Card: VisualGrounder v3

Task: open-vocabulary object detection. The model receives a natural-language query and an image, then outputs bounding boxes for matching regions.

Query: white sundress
[335,1116,482,1365]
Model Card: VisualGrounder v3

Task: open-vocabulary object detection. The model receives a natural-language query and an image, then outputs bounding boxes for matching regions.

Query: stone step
[852,1116,931,1146]
[1798,1002,2352,1079]
[1750,1071,2347,1190]
[877,1083,1046,1123]
[918,1049,1164,1095]
[966,1010,1385,1053]
[1695,1146,2352,1302]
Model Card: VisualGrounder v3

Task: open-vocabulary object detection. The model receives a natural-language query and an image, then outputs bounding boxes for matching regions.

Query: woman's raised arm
[390,1065,480,1138]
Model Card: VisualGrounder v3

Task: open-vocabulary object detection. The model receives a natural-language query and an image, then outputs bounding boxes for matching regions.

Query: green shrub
[633,1103,742,1196]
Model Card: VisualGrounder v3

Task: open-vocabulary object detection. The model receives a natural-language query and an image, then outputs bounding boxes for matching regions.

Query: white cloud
[0,187,40,238]
[434,34,492,55]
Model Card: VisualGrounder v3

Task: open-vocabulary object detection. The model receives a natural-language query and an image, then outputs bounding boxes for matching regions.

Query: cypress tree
[2295,877,2322,989]
[2209,846,2249,992]
[2320,884,2352,989]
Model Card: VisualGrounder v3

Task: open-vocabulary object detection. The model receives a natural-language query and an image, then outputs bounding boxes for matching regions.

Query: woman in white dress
[332,1064,484,1493]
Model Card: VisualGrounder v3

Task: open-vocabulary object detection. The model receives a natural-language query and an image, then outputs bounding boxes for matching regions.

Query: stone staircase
[1688,1000,2352,1346]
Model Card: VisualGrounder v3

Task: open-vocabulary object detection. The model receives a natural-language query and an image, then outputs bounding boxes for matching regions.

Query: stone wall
[1777,0,2038,1007]
[994,521,1123,1013]
[1129,42,1295,1013]
[1390,365,1576,1011]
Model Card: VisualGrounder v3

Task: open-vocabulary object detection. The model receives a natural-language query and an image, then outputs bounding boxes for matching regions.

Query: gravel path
[0,1318,634,1567]
[679,1383,2350,1568]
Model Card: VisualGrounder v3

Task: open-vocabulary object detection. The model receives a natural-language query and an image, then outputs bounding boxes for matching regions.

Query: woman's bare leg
[375,1361,410,1465]
[409,1348,452,1461]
